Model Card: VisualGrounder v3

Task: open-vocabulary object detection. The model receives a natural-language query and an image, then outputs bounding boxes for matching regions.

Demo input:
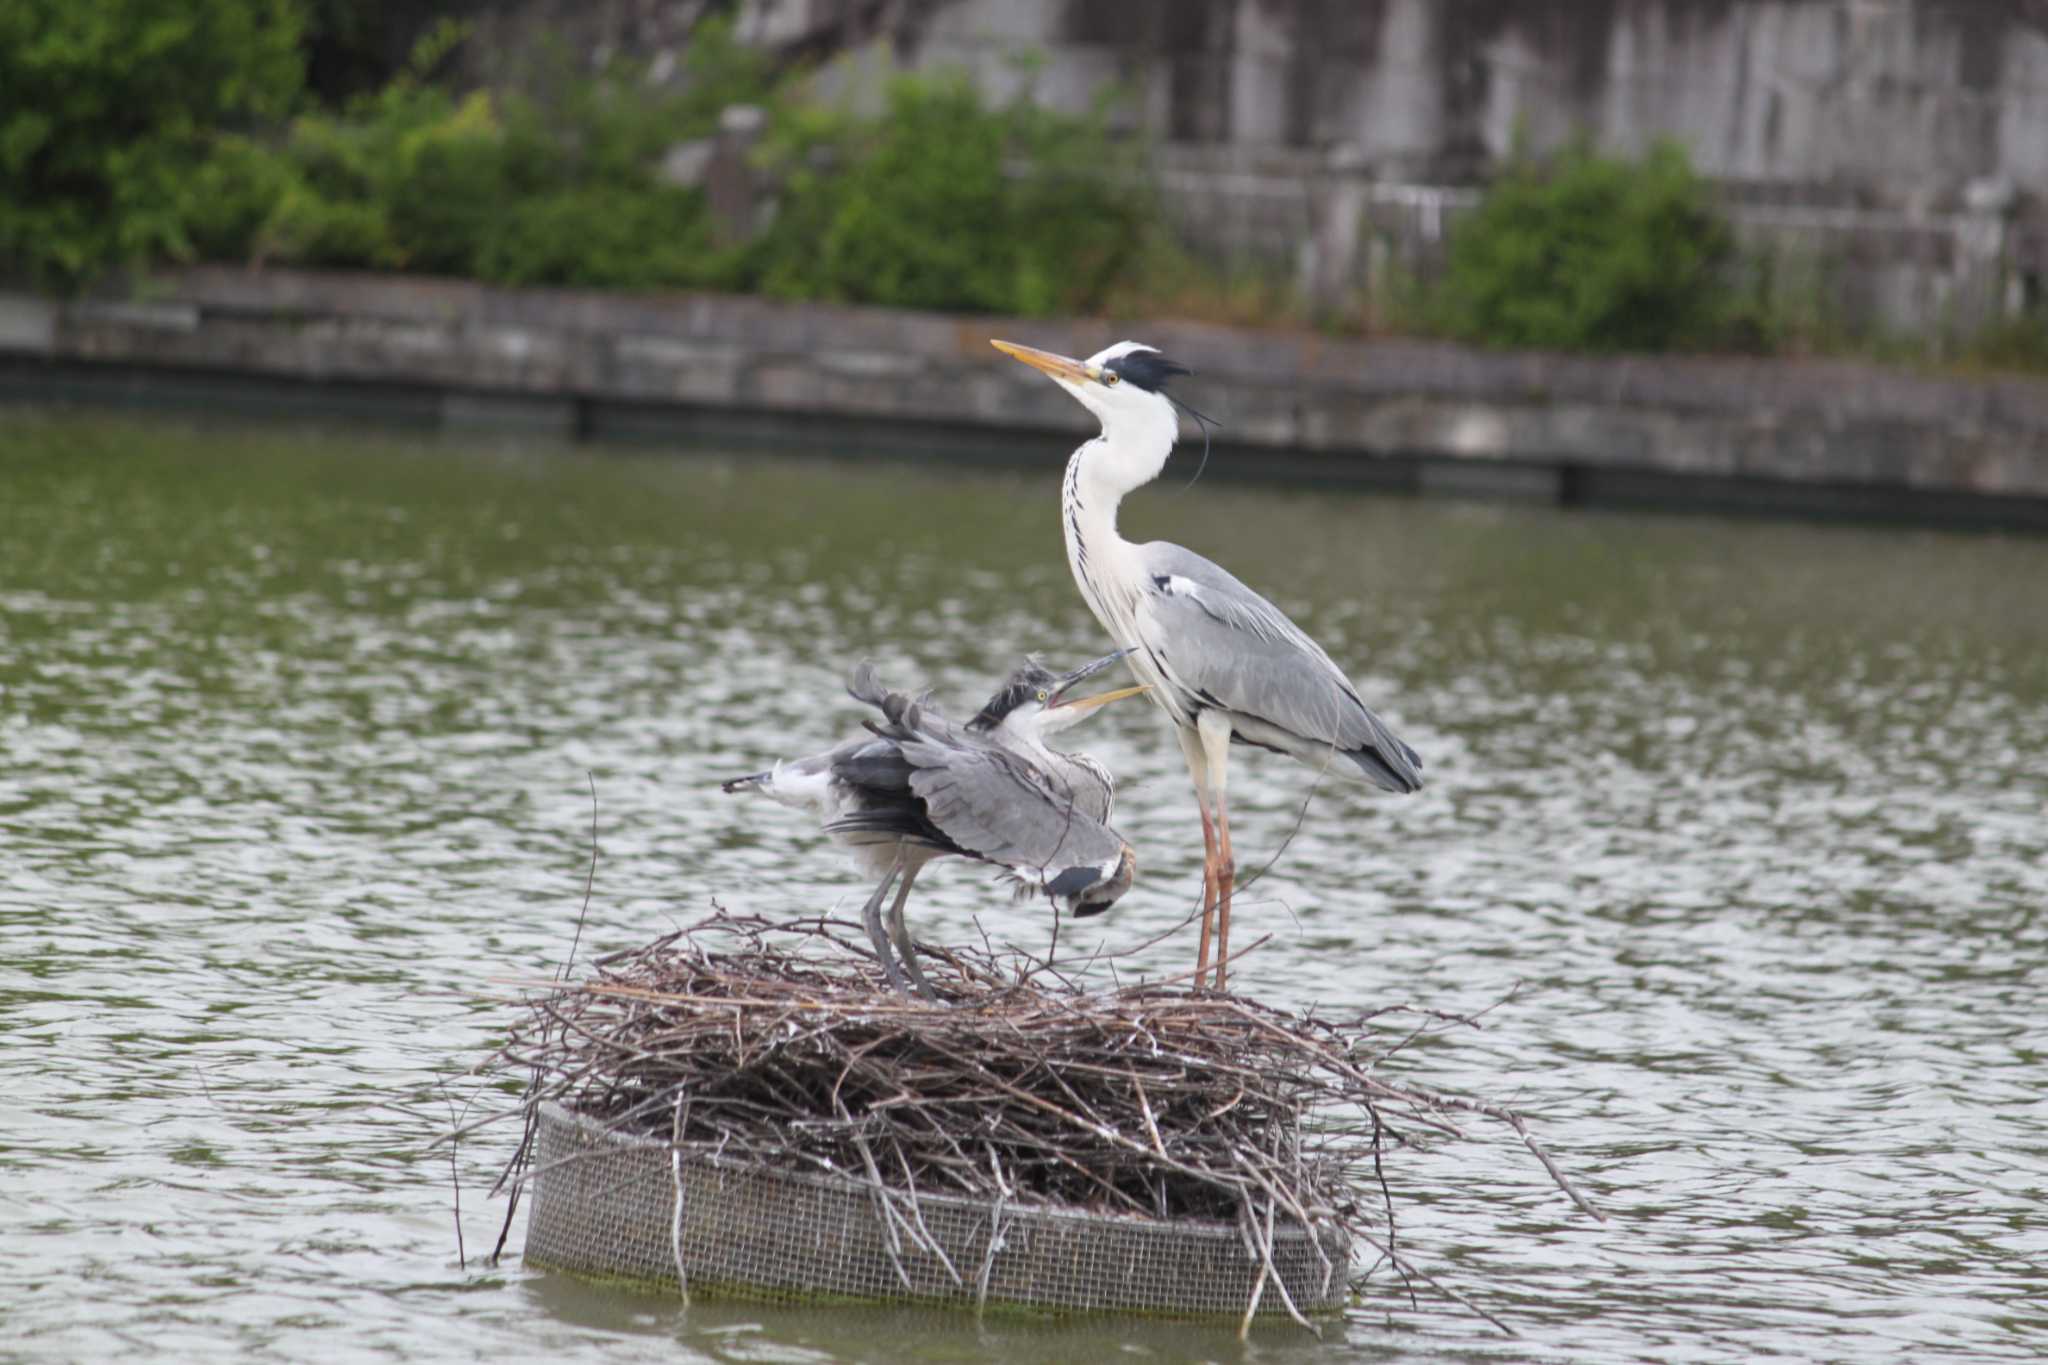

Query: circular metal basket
[524,1102,1350,1319]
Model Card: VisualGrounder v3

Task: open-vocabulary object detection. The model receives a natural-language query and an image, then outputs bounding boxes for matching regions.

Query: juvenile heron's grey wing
[1030,750,1115,826]
[1132,541,1423,793]
[897,737,1130,887]
[847,661,889,712]
[849,663,962,747]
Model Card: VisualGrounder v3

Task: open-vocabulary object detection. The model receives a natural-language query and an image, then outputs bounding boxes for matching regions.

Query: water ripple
[2,414,2045,1361]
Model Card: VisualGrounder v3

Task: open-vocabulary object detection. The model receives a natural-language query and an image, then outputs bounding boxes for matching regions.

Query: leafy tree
[0,0,304,287]
[251,18,766,285]
[1,8,1155,316]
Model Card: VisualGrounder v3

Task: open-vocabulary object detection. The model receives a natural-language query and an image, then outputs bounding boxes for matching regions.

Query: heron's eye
[1036,689,1049,702]
[1101,370,1120,386]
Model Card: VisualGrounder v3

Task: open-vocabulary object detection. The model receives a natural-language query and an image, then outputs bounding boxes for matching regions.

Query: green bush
[240,20,769,286]
[1435,138,1736,352]
[742,74,1151,316]
[478,186,719,288]
[181,132,302,263]
[4,9,1150,313]
[260,79,501,270]
[0,0,305,288]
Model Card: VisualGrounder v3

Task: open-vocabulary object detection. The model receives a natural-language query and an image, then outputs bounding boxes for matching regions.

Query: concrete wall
[706,0,2048,334]
[763,0,2048,202]
[4,268,2045,528]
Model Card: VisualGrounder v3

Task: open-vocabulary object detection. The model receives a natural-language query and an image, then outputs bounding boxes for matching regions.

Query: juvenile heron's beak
[991,339,1100,386]
[1045,647,1149,713]
[1051,683,1149,715]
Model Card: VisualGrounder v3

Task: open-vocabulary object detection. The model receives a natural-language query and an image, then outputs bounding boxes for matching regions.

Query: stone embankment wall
[3,267,2044,527]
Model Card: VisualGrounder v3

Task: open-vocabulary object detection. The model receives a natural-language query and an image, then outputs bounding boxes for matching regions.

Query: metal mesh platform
[524,1102,1351,1319]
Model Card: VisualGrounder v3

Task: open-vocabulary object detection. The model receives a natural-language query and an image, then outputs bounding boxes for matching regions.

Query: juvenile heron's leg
[885,861,938,1003]
[1178,725,1220,987]
[860,852,912,995]
[1198,711,1237,992]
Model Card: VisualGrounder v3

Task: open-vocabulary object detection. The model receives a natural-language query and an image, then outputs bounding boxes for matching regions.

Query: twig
[471,907,1597,1334]
[559,773,599,985]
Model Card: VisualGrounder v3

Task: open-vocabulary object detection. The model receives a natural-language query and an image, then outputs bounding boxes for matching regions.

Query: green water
[3,409,2045,1362]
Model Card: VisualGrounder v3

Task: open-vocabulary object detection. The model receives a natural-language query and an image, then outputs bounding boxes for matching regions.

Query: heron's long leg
[1195,801,1218,980]
[1214,800,1237,990]
[860,851,912,995]
[1177,725,1220,986]
[885,860,938,1003]
[1198,711,1237,992]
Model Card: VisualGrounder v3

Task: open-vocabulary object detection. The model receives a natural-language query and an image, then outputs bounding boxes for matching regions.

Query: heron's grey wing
[898,737,1128,881]
[847,665,955,745]
[847,662,888,711]
[1039,750,1115,826]
[1133,541,1423,792]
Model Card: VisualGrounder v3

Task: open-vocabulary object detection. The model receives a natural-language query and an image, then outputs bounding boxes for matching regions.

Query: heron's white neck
[1060,407,1178,631]
[994,719,1067,785]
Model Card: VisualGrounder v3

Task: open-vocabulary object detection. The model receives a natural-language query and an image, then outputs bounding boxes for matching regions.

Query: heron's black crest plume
[967,657,1060,732]
[1163,387,1221,491]
[1102,347,1190,393]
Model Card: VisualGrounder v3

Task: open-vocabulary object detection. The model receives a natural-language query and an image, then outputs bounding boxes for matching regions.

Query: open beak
[1046,647,1149,713]
[1051,683,1149,716]
[992,339,1101,387]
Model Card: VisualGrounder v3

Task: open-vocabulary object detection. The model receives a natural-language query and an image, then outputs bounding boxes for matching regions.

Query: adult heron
[991,338,1423,990]
[721,653,1145,998]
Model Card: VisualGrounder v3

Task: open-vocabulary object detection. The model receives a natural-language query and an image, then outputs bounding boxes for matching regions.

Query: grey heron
[992,338,1423,991]
[720,652,1146,999]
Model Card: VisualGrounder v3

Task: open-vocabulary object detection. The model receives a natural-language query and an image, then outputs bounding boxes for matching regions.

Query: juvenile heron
[720,653,1145,999]
[992,338,1424,990]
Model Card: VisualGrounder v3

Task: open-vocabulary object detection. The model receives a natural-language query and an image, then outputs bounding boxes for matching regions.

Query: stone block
[0,295,55,354]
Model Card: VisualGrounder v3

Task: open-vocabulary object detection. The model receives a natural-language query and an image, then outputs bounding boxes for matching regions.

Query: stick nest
[482,911,1596,1328]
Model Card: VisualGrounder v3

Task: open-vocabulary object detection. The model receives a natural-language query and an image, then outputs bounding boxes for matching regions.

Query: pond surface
[3,409,2045,1363]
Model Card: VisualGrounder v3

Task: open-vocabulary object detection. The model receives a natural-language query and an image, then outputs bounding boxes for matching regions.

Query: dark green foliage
[180,133,301,263]
[477,187,717,288]
[2,8,1148,313]
[742,76,1150,316]
[300,0,467,102]
[0,0,304,287]
[1436,139,1737,352]
[242,23,757,283]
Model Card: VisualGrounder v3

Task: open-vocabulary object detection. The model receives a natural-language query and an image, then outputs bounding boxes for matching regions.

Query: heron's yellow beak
[1048,683,1150,714]
[991,339,1100,386]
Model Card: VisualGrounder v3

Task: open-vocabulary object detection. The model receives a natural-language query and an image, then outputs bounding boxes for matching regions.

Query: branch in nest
[470,908,1599,1331]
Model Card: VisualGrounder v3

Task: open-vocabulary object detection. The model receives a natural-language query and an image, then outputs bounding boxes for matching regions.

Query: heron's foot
[867,930,914,995]
[898,941,940,1003]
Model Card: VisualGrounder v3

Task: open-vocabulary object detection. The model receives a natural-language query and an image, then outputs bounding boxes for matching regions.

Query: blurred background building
[451,0,2048,336]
